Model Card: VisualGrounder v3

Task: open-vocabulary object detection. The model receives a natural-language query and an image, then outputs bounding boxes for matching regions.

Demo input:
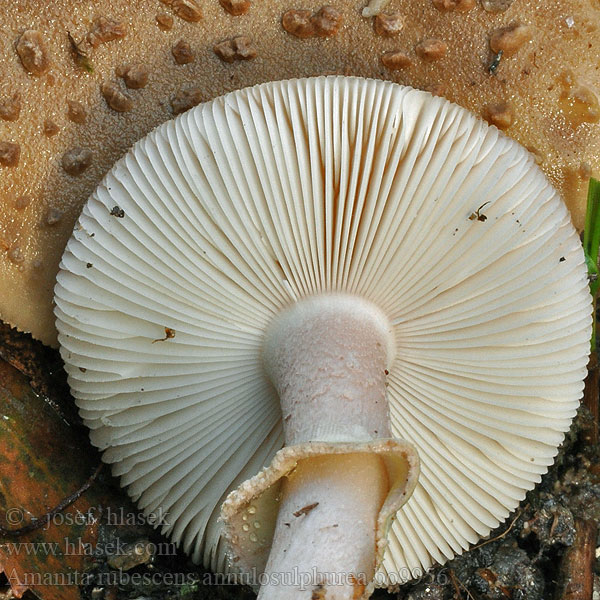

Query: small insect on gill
[469,201,491,222]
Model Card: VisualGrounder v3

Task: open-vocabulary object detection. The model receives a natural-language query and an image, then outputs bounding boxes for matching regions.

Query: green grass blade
[584,178,600,352]
[585,177,600,265]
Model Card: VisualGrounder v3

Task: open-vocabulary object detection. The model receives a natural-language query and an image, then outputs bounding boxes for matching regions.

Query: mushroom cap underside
[54,76,592,584]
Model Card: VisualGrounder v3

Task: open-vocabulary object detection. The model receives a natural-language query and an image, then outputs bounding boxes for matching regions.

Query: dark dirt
[0,320,598,600]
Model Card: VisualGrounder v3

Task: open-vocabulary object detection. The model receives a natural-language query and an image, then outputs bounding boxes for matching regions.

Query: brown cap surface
[1,0,599,345]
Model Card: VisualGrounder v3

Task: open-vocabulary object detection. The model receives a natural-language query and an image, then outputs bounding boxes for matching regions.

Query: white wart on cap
[54,76,592,595]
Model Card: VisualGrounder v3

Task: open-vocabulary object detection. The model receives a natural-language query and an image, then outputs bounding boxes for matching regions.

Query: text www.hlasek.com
[1,538,176,557]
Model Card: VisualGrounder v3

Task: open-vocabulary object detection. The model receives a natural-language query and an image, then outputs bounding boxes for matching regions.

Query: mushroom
[54,76,592,598]
[1,0,599,347]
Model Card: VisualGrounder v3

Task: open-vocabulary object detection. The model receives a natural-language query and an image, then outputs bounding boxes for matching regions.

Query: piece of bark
[554,518,596,600]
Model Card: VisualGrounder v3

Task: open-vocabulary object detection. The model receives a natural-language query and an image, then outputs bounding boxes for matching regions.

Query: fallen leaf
[0,359,107,599]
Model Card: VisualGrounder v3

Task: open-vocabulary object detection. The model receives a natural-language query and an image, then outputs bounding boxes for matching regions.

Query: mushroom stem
[260,294,395,598]
[263,294,394,445]
[258,452,388,600]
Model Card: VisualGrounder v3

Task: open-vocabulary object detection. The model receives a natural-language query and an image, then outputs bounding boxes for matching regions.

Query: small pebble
[381,51,412,70]
[310,6,342,36]
[46,207,63,225]
[117,63,149,89]
[481,0,514,12]
[415,38,447,61]
[172,39,195,64]
[362,0,391,17]
[282,7,342,38]
[0,93,21,121]
[433,0,475,10]
[171,86,203,114]
[43,119,59,137]
[156,12,174,30]
[214,36,257,62]
[220,0,251,15]
[87,16,127,48]
[67,100,87,124]
[62,147,92,176]
[161,0,203,22]
[101,81,133,112]
[373,13,405,37]
[16,30,50,75]
[490,23,533,56]
[281,9,314,38]
[484,101,514,129]
[0,142,20,167]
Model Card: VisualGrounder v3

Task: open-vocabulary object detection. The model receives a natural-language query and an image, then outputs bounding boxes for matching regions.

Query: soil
[0,320,598,600]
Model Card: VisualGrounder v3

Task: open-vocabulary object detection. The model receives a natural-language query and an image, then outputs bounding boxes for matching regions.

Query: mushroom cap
[54,76,592,583]
[1,0,599,346]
